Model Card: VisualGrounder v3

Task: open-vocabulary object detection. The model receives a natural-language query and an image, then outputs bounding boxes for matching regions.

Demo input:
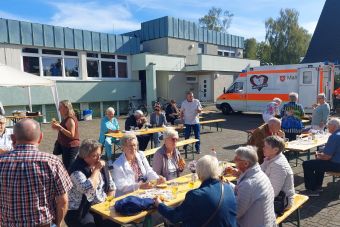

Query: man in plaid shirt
[0,119,73,227]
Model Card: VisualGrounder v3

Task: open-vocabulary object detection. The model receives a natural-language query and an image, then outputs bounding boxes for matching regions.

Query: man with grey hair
[248,117,284,163]
[0,118,72,227]
[229,146,276,227]
[303,118,340,196]
[311,93,330,130]
[155,155,237,227]
[0,115,13,154]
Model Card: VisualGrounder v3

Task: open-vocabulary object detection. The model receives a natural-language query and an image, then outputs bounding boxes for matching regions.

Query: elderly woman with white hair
[303,118,340,196]
[280,92,305,141]
[0,115,13,154]
[152,128,185,180]
[155,155,237,227]
[112,133,166,197]
[65,139,117,227]
[99,107,120,162]
[227,146,276,227]
[262,97,282,123]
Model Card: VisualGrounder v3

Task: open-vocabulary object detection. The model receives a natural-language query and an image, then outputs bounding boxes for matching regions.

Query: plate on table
[156,184,167,189]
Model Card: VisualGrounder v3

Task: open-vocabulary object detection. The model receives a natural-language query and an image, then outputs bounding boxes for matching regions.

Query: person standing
[280,92,304,141]
[262,98,282,123]
[150,103,167,147]
[99,107,120,162]
[311,93,330,130]
[0,116,13,154]
[52,100,80,170]
[180,91,202,154]
[0,119,72,227]
[303,118,340,196]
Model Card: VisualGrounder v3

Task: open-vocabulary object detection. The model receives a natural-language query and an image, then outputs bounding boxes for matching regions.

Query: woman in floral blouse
[65,139,118,227]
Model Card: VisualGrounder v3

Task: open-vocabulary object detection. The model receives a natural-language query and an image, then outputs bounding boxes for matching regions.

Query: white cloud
[228,16,266,41]
[48,2,140,33]
[0,10,26,21]
[301,21,318,35]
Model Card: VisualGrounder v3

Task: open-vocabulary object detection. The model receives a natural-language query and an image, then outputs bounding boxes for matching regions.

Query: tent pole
[28,86,32,112]
[51,85,61,121]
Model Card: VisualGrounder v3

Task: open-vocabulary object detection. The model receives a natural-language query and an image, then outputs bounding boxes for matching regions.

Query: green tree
[256,41,272,65]
[199,7,234,33]
[265,8,311,64]
[244,38,257,59]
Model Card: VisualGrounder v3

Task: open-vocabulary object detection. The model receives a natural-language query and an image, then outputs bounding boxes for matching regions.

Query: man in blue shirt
[303,118,340,196]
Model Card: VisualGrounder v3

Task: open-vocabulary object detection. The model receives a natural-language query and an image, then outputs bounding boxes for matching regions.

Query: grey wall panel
[74,29,83,50]
[43,24,54,47]
[100,33,108,53]
[178,19,184,39]
[194,23,199,41]
[20,21,32,45]
[207,30,213,43]
[184,20,189,39]
[54,26,64,48]
[154,19,160,39]
[198,28,203,42]
[167,17,174,37]
[147,21,153,40]
[64,28,75,49]
[0,19,8,43]
[115,35,123,53]
[32,23,43,46]
[8,20,20,44]
[108,34,116,52]
[159,17,167,37]
[91,32,100,52]
[212,31,217,44]
[173,18,178,37]
[83,30,92,51]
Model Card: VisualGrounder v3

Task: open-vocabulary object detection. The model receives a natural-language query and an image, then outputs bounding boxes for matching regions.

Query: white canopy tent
[0,64,60,121]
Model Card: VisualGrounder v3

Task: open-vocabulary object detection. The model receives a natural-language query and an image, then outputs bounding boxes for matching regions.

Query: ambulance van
[216,62,335,114]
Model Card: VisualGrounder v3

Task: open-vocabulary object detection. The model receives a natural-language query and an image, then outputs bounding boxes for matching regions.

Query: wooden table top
[5,114,43,119]
[285,134,329,152]
[105,126,184,139]
[91,170,236,225]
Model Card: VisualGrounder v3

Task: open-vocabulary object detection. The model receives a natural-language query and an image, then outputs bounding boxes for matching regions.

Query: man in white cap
[125,110,150,150]
[0,115,13,154]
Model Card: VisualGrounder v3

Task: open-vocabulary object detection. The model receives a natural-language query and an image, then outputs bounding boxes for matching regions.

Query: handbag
[274,191,288,216]
[53,140,62,155]
[202,182,225,227]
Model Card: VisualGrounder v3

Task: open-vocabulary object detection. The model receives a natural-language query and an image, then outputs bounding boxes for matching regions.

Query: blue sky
[0,0,326,41]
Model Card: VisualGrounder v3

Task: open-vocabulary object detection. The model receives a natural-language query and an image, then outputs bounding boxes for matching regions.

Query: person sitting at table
[154,155,237,227]
[152,128,185,180]
[248,117,284,164]
[281,92,305,141]
[150,102,167,148]
[0,115,13,154]
[261,136,295,210]
[227,146,276,227]
[262,97,282,123]
[65,139,118,227]
[302,118,340,197]
[99,107,120,163]
[310,93,330,130]
[165,99,180,125]
[112,133,166,197]
[125,110,150,151]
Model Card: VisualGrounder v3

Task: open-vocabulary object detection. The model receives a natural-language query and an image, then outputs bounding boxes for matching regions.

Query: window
[22,48,80,78]
[87,60,99,77]
[23,56,40,75]
[217,46,236,57]
[86,53,129,79]
[303,71,313,84]
[227,82,243,93]
[198,43,204,54]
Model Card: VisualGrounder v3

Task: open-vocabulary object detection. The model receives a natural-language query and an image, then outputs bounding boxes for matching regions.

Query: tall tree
[265,8,311,64]
[256,41,272,65]
[199,7,234,33]
[244,38,257,59]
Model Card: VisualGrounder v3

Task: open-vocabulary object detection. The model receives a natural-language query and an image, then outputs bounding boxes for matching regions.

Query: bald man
[248,118,285,164]
[0,119,72,227]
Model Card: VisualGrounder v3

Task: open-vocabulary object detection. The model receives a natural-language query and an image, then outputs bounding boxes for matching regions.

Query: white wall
[213,74,235,101]
[0,44,22,69]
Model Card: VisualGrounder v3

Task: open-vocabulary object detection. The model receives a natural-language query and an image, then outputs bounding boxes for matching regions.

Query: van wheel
[221,103,233,115]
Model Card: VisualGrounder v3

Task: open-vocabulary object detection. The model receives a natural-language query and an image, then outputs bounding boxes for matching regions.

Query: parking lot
[39,108,340,227]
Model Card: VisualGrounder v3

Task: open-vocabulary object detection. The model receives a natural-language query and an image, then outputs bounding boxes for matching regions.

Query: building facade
[0,16,259,122]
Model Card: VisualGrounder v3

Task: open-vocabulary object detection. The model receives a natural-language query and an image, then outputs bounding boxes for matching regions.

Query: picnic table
[91,169,236,226]
[6,115,43,124]
[105,126,184,139]
[285,133,330,165]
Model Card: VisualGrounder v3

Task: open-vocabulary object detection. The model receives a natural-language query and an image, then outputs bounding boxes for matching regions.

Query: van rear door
[298,67,318,113]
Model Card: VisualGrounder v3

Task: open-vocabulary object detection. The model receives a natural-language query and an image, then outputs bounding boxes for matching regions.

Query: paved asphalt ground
[38,106,340,227]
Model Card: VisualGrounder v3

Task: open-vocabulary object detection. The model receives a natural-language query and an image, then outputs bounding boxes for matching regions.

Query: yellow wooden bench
[144,138,199,161]
[200,119,226,131]
[326,171,340,182]
[276,194,309,227]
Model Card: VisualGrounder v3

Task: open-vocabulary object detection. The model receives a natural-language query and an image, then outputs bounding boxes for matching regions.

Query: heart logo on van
[250,75,268,91]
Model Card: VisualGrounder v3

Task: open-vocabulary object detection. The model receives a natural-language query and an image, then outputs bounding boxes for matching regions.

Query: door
[298,68,318,113]
[198,75,212,102]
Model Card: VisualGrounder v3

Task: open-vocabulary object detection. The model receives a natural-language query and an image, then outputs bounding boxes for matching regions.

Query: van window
[227,82,244,93]
[303,71,312,84]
